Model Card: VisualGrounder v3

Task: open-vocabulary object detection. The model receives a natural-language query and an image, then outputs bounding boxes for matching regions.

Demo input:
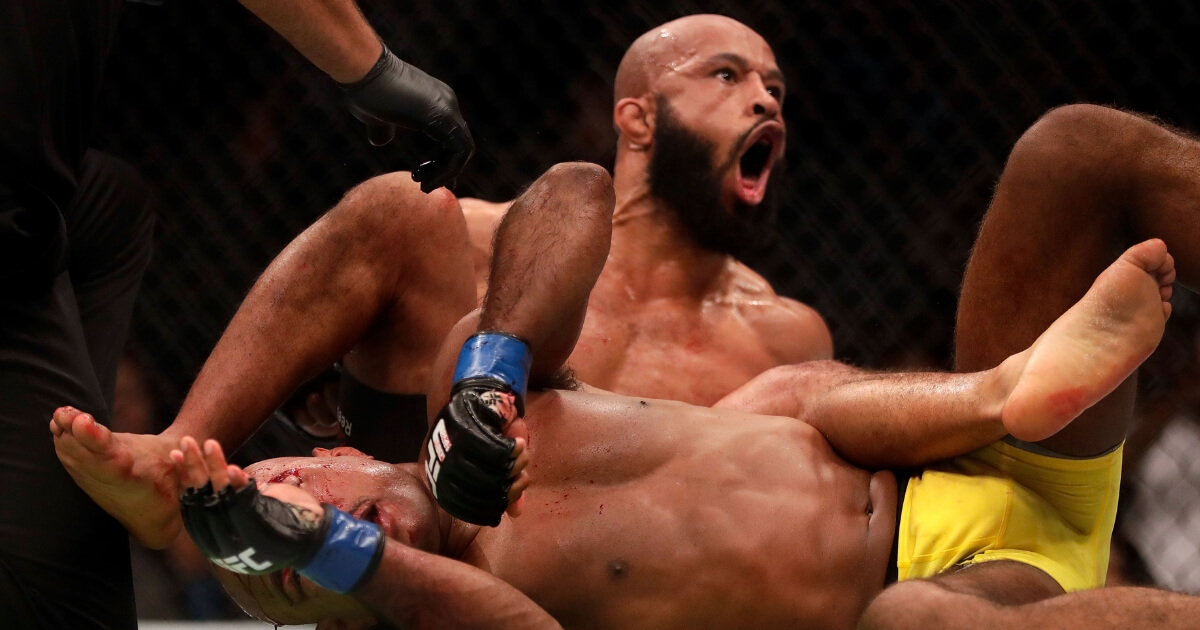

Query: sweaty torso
[460,199,831,406]
[465,390,896,630]
[570,263,828,405]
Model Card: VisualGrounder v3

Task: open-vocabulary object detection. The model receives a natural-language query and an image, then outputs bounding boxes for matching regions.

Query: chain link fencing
[91,0,1200,616]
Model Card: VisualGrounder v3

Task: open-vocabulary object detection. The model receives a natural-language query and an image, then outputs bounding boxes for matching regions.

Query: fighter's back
[468,389,896,630]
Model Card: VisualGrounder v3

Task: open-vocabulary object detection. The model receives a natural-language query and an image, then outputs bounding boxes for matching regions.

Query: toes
[51,406,79,435]
[73,414,112,453]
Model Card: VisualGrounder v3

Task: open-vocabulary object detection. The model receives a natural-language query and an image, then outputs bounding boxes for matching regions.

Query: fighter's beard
[646,97,778,259]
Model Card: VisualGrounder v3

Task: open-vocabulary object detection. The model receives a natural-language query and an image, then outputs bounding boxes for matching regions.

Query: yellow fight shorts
[896,440,1122,591]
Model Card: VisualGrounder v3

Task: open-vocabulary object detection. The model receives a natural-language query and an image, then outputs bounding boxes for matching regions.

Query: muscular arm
[716,361,1008,468]
[357,542,562,630]
[237,0,381,83]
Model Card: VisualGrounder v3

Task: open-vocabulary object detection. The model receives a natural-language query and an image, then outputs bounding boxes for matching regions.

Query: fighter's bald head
[614,15,772,103]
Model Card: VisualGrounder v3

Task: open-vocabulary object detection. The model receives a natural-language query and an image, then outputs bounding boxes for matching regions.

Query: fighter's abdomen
[476,394,892,629]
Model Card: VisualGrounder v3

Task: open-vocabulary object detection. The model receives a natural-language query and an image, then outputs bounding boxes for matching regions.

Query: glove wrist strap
[451,332,532,402]
[298,507,385,593]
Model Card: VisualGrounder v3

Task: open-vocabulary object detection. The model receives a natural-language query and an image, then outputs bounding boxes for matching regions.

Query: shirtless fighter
[461,14,830,403]
[48,13,829,550]
[103,154,1174,630]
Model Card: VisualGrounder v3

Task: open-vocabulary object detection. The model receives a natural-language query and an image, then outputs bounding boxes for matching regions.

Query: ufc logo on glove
[425,418,453,496]
[213,547,273,573]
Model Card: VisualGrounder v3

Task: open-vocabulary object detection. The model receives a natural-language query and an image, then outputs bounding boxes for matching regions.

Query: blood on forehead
[268,468,301,484]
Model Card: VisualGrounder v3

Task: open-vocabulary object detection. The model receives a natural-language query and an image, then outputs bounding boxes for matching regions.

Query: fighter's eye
[715,68,736,82]
[767,86,784,101]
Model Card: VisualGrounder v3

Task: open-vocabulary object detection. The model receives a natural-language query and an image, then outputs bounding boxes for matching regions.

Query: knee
[857,580,1011,630]
[339,171,459,222]
[857,581,951,630]
[1011,104,1149,169]
[538,162,614,207]
[332,171,464,255]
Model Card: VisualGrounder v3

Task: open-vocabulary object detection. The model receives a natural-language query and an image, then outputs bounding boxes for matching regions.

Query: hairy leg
[52,172,475,548]
[859,562,1200,630]
[957,104,1200,456]
[716,240,1171,467]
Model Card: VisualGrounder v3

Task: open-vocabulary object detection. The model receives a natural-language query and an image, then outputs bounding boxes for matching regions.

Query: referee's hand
[340,47,474,193]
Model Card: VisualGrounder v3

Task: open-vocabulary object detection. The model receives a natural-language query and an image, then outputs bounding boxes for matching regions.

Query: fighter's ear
[615,96,654,148]
[312,446,374,459]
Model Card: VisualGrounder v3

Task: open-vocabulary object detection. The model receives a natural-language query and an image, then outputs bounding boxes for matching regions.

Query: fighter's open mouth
[740,138,774,179]
[735,122,784,205]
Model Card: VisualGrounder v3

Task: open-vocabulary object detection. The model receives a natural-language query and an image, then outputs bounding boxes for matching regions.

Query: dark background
[95,0,1200,392]
[91,0,1200,608]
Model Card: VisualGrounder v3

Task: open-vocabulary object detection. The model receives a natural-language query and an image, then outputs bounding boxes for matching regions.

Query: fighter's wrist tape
[451,332,532,401]
[298,507,385,594]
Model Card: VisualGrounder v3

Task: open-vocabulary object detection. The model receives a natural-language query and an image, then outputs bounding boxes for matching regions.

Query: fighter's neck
[609,174,732,301]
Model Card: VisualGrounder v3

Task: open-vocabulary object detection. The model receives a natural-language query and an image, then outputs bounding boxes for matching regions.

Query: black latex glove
[340,47,475,193]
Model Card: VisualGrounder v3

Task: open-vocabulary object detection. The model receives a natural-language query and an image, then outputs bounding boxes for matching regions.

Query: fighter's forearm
[716,362,1008,468]
[357,542,562,630]
[479,163,614,382]
[238,0,382,84]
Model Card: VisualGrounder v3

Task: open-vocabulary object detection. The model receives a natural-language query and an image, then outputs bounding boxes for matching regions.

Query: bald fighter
[48,15,826,553]
[463,14,827,403]
[69,157,1173,629]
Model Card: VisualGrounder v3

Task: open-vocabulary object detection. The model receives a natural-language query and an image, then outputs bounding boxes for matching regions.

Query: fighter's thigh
[336,172,477,393]
[859,561,1061,630]
[956,106,1135,373]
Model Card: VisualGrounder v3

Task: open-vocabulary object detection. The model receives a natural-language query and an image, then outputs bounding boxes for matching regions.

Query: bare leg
[51,172,475,548]
[958,104,1200,456]
[859,562,1200,630]
[718,241,1171,468]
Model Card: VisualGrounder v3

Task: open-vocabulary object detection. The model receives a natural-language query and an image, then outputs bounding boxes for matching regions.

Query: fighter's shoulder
[459,198,511,227]
[723,261,833,362]
[459,198,512,252]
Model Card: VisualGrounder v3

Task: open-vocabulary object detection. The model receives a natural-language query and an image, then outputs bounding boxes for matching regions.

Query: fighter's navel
[607,559,630,580]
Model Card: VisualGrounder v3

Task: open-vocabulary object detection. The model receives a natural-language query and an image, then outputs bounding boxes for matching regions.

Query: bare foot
[50,406,183,549]
[997,238,1174,442]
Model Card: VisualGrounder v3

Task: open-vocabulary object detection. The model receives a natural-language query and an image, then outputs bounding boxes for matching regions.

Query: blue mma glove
[424,332,531,526]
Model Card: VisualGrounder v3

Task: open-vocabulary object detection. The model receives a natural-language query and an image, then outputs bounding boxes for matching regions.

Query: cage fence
[92,0,1200,618]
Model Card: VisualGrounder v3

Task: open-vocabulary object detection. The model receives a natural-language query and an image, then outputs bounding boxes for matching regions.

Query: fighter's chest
[570,300,777,404]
